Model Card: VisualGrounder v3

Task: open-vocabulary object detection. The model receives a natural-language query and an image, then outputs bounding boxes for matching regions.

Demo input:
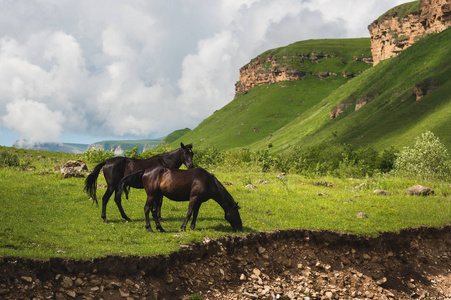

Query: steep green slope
[250,27,451,152]
[170,38,372,150]
[162,128,191,144]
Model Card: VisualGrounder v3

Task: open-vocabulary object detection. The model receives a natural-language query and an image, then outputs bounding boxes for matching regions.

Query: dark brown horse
[117,167,243,232]
[84,143,194,223]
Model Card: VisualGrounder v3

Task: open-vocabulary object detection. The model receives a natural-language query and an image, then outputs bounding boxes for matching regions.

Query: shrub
[125,146,139,158]
[0,150,20,167]
[139,146,174,159]
[393,131,451,180]
[83,148,115,163]
[193,147,224,169]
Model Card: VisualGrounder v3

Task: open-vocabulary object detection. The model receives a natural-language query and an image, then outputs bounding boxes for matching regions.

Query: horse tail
[117,171,145,201]
[84,161,106,204]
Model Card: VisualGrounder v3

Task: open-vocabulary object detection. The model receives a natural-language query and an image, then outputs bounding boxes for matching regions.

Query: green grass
[1,150,449,259]
[376,1,421,22]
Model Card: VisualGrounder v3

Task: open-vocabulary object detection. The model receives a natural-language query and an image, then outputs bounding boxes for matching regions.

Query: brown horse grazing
[84,143,194,223]
[117,167,243,232]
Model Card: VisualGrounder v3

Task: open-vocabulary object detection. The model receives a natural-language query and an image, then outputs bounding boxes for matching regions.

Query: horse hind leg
[101,187,114,223]
[180,198,201,231]
[114,188,132,222]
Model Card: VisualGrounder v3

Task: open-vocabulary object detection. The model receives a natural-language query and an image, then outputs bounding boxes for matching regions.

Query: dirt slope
[1,226,450,299]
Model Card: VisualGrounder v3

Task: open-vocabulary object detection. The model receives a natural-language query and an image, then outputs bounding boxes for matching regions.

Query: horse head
[225,202,243,232]
[181,142,194,169]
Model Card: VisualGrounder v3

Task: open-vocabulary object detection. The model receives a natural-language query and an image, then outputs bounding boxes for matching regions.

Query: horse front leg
[189,202,202,230]
[144,196,155,233]
[114,188,131,222]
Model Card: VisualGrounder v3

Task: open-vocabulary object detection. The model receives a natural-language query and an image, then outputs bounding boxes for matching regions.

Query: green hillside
[162,128,191,144]
[169,27,451,154]
[170,38,372,150]
[251,27,451,153]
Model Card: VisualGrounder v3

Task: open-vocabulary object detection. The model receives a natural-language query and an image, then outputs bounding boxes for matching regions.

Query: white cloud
[3,99,65,143]
[0,0,412,145]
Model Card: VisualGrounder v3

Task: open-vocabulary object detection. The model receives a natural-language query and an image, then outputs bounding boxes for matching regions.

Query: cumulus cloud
[0,0,411,145]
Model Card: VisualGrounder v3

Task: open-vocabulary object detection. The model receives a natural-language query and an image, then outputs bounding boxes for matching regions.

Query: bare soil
[1,226,450,300]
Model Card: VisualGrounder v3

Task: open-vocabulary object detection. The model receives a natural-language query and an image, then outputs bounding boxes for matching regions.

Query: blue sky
[0,0,410,146]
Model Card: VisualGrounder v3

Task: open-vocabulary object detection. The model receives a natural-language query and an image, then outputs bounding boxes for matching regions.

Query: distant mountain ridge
[14,138,164,154]
[13,140,89,154]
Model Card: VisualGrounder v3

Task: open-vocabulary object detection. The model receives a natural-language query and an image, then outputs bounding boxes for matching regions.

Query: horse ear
[180,142,185,149]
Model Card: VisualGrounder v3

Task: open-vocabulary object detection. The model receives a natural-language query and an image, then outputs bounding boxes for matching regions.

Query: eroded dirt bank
[1,226,450,300]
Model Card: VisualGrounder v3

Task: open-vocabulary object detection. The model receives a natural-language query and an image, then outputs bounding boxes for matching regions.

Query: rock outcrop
[234,41,372,95]
[368,0,451,65]
[235,54,346,94]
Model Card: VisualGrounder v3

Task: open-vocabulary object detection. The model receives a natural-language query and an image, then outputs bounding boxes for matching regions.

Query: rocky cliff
[368,0,451,65]
[235,40,373,94]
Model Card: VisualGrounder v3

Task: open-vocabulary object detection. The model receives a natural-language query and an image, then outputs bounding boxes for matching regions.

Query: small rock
[66,290,76,298]
[119,289,130,298]
[240,274,246,281]
[256,179,270,184]
[374,189,390,196]
[245,184,258,190]
[356,211,368,219]
[165,274,174,285]
[61,276,73,289]
[20,276,33,283]
[253,268,261,277]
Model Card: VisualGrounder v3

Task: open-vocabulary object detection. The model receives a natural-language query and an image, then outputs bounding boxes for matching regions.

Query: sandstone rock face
[369,0,451,65]
[235,53,370,94]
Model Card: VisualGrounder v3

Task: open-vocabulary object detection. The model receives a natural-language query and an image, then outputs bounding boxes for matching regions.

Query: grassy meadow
[0,148,450,259]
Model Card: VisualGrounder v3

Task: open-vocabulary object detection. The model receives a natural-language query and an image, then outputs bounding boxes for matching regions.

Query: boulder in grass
[61,159,88,178]
[406,185,434,196]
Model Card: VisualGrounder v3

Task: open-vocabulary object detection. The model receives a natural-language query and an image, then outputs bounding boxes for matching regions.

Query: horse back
[145,167,212,201]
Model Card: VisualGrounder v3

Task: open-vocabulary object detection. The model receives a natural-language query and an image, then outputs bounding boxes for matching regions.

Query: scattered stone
[256,179,270,184]
[355,183,366,189]
[374,189,390,196]
[61,276,73,289]
[245,184,258,190]
[356,211,368,219]
[20,276,32,283]
[66,290,76,298]
[406,185,434,196]
[276,173,286,179]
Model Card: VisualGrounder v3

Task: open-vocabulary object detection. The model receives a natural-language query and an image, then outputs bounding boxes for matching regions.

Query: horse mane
[212,175,239,209]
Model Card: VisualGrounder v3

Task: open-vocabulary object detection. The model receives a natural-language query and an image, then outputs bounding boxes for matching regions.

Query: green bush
[0,150,20,167]
[393,131,451,180]
[83,148,115,163]
[139,146,174,159]
[193,147,224,169]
